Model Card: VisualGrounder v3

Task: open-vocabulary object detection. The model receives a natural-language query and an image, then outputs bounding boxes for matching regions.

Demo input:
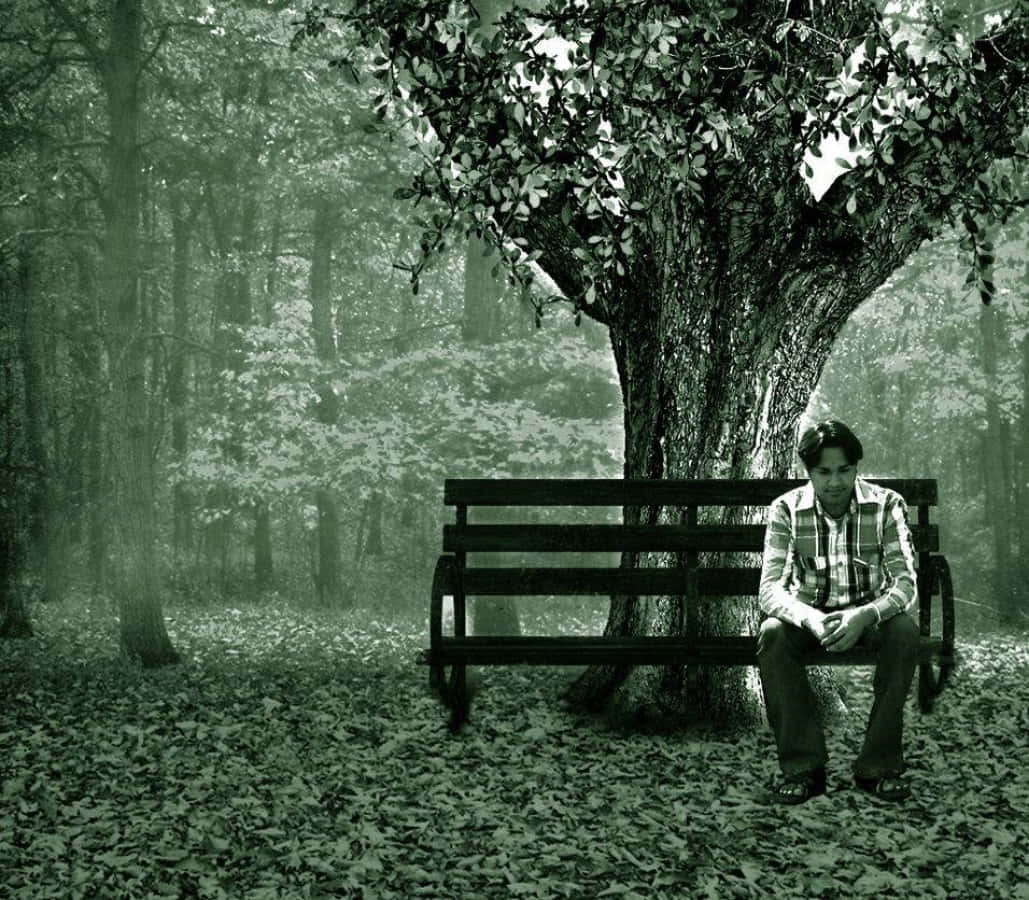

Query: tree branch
[144,332,215,355]
[822,6,1027,261]
[139,22,172,77]
[43,0,104,70]
[0,228,100,255]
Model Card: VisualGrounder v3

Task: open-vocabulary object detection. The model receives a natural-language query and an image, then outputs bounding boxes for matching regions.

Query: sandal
[854,774,910,802]
[769,768,826,805]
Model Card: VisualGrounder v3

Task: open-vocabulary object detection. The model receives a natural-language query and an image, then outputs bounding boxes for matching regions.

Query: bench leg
[448,665,468,731]
[429,555,458,709]
[430,665,445,699]
[917,555,956,713]
[917,663,936,714]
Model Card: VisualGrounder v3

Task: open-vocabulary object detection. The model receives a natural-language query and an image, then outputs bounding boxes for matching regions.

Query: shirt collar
[798,476,870,514]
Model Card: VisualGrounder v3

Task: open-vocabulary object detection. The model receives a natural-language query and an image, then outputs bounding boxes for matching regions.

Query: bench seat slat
[445,478,938,507]
[444,524,939,553]
[422,635,946,667]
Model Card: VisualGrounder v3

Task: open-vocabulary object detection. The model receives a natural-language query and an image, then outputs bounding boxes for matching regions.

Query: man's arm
[862,492,918,625]
[759,499,819,632]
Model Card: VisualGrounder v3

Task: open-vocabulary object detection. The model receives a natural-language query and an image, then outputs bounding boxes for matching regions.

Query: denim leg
[757,617,828,776]
[853,612,920,779]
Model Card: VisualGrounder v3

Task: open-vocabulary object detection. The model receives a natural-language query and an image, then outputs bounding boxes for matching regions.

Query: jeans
[756,612,920,778]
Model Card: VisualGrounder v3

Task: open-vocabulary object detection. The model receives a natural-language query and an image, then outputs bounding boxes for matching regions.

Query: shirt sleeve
[759,498,814,631]
[865,492,918,624]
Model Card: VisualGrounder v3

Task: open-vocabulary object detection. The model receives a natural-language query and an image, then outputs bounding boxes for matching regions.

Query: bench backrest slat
[462,566,762,596]
[444,478,938,507]
[444,523,939,553]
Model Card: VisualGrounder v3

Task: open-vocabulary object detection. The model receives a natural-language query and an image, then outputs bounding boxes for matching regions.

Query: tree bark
[309,195,343,606]
[101,0,178,665]
[563,176,916,725]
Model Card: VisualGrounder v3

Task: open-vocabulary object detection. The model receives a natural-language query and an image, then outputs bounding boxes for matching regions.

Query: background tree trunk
[309,194,343,606]
[980,300,1016,625]
[460,0,523,638]
[102,0,178,665]
[169,189,195,560]
[0,255,33,637]
[462,236,502,343]
[0,528,32,638]
[464,235,523,637]
[1018,324,1029,618]
[254,194,278,588]
[15,247,56,608]
[1,255,34,638]
[202,137,260,588]
[70,248,106,594]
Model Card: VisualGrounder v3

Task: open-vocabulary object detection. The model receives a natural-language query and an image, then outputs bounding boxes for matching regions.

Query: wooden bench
[420,478,955,728]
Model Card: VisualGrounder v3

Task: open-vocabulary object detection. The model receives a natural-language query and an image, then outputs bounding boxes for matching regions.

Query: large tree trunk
[102,0,178,665]
[565,187,905,725]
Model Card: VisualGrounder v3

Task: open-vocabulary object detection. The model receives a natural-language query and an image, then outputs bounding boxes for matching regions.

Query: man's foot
[854,774,910,802]
[769,767,826,805]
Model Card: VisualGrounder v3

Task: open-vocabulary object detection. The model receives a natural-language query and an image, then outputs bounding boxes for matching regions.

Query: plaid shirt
[758,476,918,630]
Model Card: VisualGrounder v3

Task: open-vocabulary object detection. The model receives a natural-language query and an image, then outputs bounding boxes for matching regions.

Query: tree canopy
[299,0,1027,314]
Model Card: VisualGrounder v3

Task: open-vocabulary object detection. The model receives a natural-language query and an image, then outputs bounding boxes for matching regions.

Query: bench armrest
[932,554,955,664]
[430,555,461,652]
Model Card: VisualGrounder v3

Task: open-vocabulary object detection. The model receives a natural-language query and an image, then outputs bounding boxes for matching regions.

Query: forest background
[2,2,1029,898]
[1,0,1027,643]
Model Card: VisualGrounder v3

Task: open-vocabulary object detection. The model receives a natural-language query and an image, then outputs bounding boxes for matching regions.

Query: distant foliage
[172,297,622,518]
[811,213,1029,603]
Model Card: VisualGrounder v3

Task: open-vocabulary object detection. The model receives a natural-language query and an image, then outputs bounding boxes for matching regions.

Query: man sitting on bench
[758,420,921,805]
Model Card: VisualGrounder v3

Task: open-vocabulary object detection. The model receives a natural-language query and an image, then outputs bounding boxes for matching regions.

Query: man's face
[807,446,857,515]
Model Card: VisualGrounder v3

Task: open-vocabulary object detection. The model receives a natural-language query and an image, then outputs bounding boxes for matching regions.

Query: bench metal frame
[420,478,955,727]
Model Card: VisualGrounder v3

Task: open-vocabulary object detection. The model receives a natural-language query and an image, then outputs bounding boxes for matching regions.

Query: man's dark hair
[797,420,864,469]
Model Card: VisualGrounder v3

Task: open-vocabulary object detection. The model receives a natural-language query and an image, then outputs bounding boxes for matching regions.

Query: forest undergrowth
[2,599,1027,900]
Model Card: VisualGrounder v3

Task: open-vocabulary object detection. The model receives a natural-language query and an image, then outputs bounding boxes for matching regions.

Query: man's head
[798,421,863,515]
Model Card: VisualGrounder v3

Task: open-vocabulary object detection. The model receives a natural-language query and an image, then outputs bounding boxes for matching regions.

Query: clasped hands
[806,606,875,652]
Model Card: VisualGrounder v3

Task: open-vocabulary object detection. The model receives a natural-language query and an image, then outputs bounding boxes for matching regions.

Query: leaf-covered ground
[2,601,1028,900]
